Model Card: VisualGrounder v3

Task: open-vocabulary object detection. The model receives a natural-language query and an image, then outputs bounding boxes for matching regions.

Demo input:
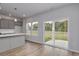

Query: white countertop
[0,33,25,38]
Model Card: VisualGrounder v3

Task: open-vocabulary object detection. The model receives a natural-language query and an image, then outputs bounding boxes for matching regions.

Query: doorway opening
[44,21,54,45]
[44,19,68,49]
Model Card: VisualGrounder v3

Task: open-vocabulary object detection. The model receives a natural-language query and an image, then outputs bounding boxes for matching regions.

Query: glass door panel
[55,20,68,49]
[32,22,38,36]
[44,21,54,45]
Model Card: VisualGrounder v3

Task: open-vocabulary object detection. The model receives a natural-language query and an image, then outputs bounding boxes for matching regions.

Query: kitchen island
[0,33,25,53]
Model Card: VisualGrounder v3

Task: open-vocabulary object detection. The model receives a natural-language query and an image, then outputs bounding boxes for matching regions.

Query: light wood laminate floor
[0,41,79,56]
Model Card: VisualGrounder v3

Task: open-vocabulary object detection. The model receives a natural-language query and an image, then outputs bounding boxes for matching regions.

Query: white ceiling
[0,3,69,18]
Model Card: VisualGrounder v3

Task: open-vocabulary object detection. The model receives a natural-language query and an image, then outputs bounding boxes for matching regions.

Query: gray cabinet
[10,36,25,49]
[0,19,9,29]
[0,38,10,52]
[0,19,15,29]
[0,19,23,29]
[15,21,23,26]
[0,35,25,53]
[8,20,15,29]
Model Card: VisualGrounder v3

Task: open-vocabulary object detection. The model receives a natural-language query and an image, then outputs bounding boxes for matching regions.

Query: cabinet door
[10,36,25,49]
[0,38,10,52]
[14,36,25,48]
[8,20,15,29]
[1,19,9,29]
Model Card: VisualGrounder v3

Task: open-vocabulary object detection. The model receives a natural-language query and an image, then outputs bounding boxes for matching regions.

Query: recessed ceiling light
[14,18,17,22]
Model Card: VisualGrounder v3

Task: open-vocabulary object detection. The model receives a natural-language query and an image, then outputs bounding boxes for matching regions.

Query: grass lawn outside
[55,32,67,41]
[44,31,67,42]
[32,31,67,42]
[44,31,52,42]
[32,31,38,36]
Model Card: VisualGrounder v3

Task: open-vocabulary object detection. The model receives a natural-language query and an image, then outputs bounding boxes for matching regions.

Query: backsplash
[0,29,14,34]
[14,26,22,33]
[0,26,22,34]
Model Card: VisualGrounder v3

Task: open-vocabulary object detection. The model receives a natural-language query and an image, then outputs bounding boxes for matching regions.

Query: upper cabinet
[0,19,9,29]
[15,21,23,26]
[0,14,23,29]
[0,19,15,29]
[8,20,15,29]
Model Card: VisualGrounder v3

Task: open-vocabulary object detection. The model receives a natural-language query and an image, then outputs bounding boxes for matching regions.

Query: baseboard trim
[68,49,79,53]
[25,40,44,44]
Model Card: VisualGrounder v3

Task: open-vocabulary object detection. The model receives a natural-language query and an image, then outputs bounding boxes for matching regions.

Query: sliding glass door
[32,22,38,36]
[44,21,54,45]
[44,19,68,49]
[55,20,68,49]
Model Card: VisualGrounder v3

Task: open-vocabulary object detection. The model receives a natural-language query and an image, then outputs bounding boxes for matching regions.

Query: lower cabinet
[0,38,10,52]
[0,35,25,53]
[10,36,25,49]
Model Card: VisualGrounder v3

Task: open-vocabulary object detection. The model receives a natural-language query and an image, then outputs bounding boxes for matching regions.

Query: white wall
[24,4,79,51]
[24,17,44,43]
